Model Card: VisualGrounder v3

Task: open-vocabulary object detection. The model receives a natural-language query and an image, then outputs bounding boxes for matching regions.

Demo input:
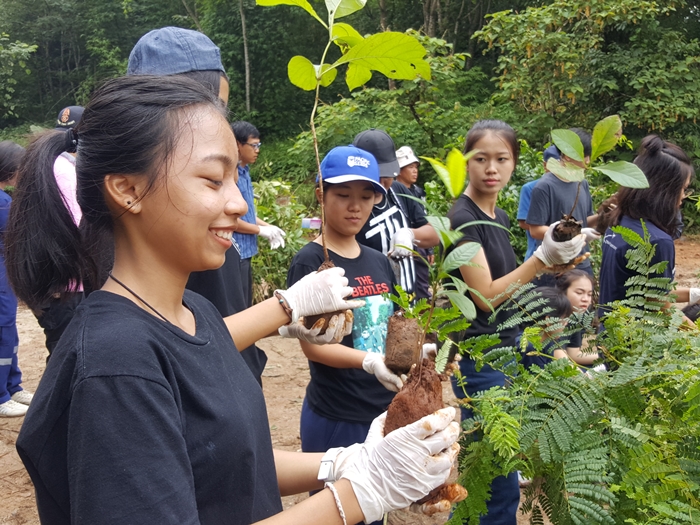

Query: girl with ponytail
[598,135,700,313]
[9,75,459,525]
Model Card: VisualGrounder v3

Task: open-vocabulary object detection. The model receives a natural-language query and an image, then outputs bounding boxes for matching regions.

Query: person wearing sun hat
[394,145,432,300]
[352,130,438,299]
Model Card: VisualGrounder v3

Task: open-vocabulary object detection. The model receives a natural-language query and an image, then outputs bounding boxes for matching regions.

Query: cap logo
[347,156,370,168]
[60,108,71,123]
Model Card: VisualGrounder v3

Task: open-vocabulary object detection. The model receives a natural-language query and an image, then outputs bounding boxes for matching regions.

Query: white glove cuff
[690,288,700,306]
[318,447,344,483]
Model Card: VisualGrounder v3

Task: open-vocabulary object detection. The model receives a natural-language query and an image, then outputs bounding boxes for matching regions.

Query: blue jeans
[0,325,22,403]
[300,399,381,525]
[452,357,520,525]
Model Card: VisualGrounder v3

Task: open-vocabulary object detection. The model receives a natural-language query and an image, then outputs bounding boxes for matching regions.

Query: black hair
[5,75,226,310]
[567,128,592,158]
[0,141,25,183]
[683,303,700,322]
[531,286,573,320]
[611,135,694,236]
[464,120,520,166]
[555,269,595,294]
[180,69,228,98]
[231,121,260,143]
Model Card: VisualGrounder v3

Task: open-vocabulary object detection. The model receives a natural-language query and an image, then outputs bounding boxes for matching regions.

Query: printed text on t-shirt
[353,275,390,297]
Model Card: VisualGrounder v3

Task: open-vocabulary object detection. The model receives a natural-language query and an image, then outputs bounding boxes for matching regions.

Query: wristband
[325,482,347,525]
[273,290,293,323]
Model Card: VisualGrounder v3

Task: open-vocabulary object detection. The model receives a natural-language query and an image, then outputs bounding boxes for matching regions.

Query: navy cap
[127,27,225,76]
[352,129,400,178]
[318,146,386,195]
[55,106,84,130]
[543,145,561,163]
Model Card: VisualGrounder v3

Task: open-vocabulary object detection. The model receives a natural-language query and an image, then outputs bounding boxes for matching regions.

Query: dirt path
[1,239,698,525]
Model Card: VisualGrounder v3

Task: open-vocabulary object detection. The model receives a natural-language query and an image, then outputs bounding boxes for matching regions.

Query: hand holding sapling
[279,311,353,344]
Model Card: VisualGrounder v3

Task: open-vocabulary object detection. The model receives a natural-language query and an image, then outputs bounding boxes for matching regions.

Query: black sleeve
[526,182,550,226]
[395,184,428,228]
[449,207,482,245]
[68,376,200,524]
[567,330,583,349]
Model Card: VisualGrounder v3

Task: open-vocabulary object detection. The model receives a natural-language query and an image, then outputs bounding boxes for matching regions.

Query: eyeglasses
[242,142,262,151]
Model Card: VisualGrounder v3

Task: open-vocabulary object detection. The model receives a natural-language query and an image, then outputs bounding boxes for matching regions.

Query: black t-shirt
[186,241,267,381]
[287,242,396,424]
[526,172,593,269]
[447,195,519,347]
[357,184,428,295]
[16,290,282,525]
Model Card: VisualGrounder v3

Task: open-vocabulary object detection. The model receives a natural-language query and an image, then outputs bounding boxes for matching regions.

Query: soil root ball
[303,259,345,333]
[552,215,582,242]
[384,312,422,375]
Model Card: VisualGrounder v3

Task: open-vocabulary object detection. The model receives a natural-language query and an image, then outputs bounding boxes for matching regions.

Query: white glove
[389,228,415,258]
[421,343,437,360]
[276,267,364,323]
[259,225,286,249]
[581,227,601,243]
[362,353,403,392]
[341,407,460,523]
[278,311,352,344]
[533,222,587,267]
[689,288,700,306]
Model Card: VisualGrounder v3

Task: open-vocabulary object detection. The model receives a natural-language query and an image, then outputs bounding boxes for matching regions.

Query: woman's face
[679,173,693,208]
[318,181,377,238]
[565,277,593,312]
[135,106,247,275]
[466,132,515,196]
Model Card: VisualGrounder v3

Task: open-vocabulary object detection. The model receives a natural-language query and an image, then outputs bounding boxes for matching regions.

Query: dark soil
[551,215,582,242]
[384,312,422,375]
[303,259,344,333]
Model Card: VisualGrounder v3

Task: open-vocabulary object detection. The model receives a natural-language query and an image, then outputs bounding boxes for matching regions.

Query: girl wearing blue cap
[8,75,458,525]
[284,145,413,524]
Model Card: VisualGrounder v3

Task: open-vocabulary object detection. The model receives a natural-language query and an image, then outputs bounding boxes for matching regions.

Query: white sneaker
[0,399,28,417]
[11,390,33,406]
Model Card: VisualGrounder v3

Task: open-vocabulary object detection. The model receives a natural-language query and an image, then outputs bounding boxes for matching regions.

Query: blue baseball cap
[127,27,225,76]
[318,146,386,195]
[543,145,561,163]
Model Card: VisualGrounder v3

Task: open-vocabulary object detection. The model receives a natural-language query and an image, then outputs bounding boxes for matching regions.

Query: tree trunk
[239,0,251,113]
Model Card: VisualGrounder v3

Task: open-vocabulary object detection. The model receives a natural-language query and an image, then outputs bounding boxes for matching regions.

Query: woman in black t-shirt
[7,76,459,525]
[448,120,587,525]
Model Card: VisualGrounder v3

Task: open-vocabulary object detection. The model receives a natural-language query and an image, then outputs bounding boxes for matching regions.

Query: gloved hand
[278,311,353,344]
[276,267,364,323]
[340,407,460,523]
[581,227,601,243]
[362,353,403,392]
[689,288,700,306]
[421,343,437,360]
[259,225,286,249]
[533,222,587,267]
[389,228,415,258]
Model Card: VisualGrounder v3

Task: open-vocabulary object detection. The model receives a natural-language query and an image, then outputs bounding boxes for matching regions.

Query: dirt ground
[1,238,698,525]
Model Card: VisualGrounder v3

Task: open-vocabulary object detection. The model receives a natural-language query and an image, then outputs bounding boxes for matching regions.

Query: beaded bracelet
[325,482,347,525]
[273,290,293,322]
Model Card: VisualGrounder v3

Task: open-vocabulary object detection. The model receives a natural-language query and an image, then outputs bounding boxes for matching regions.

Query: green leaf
[591,115,622,161]
[444,242,481,273]
[316,63,337,87]
[446,148,467,198]
[551,129,584,162]
[334,32,430,91]
[420,156,451,196]
[256,0,327,27]
[287,56,317,90]
[346,62,372,90]
[592,161,649,189]
[546,157,585,182]
[325,0,365,20]
[427,216,463,250]
[332,23,364,48]
[444,290,477,320]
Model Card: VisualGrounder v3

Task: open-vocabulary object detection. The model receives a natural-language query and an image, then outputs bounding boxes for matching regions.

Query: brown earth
[1,238,698,525]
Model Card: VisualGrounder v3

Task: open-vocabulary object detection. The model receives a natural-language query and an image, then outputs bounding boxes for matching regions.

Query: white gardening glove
[340,407,460,524]
[259,225,286,249]
[689,288,700,305]
[278,311,352,344]
[533,222,587,267]
[421,343,437,360]
[362,353,404,392]
[389,227,415,258]
[581,227,601,243]
[276,267,364,323]
[320,413,387,483]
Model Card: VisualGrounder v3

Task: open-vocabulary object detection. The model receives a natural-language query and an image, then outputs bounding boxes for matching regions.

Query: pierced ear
[104,174,144,213]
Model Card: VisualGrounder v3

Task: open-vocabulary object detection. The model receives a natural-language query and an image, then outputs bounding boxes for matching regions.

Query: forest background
[1,0,699,296]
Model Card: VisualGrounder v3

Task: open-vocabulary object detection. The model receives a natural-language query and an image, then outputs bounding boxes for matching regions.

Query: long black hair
[612,135,694,236]
[0,141,26,183]
[6,75,225,310]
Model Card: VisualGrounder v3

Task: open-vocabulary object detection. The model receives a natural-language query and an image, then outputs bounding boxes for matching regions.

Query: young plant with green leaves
[257,0,430,260]
[448,222,700,525]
